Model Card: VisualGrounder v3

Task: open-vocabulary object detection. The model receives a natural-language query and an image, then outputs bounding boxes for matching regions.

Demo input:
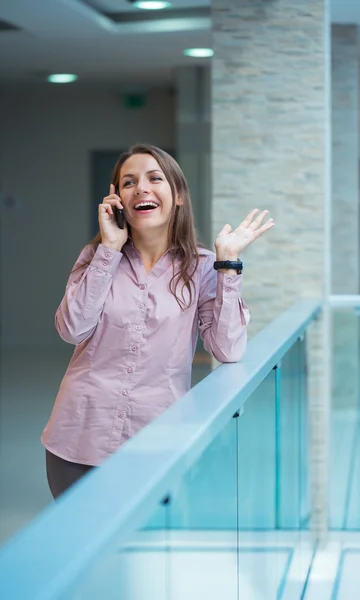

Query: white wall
[0,83,175,347]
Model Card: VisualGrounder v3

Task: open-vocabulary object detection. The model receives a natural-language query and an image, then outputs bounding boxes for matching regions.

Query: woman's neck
[131,230,170,273]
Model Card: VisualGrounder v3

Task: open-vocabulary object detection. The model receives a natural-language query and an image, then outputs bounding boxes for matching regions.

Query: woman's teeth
[134,202,159,211]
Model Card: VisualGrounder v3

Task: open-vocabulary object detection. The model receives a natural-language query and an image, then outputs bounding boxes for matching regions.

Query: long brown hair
[87,143,204,308]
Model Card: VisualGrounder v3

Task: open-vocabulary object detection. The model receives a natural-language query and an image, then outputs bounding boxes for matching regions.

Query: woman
[42,143,274,499]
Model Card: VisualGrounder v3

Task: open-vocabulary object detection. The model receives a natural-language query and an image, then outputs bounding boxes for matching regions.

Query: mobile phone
[114,187,125,229]
[114,206,125,229]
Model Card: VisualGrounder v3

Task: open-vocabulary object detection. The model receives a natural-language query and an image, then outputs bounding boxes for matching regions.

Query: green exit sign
[124,93,147,109]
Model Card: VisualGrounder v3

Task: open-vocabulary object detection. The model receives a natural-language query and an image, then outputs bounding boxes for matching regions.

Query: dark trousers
[46,450,94,500]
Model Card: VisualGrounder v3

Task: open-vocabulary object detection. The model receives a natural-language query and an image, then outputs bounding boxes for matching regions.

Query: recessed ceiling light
[184,48,214,58]
[47,74,78,84]
[133,1,171,9]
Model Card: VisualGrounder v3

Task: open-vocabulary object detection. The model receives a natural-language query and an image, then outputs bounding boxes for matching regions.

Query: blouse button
[139,284,146,291]
[226,278,232,283]
[122,390,128,396]
[135,325,142,331]
[102,260,108,266]
[225,287,231,293]
[127,367,133,374]
[138,303,144,309]
[105,252,111,258]
[131,346,138,353]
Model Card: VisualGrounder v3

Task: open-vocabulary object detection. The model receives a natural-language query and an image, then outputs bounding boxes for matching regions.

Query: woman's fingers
[236,209,271,231]
[254,218,275,238]
[240,208,259,228]
[99,202,113,216]
[108,183,122,208]
[250,209,269,230]
[103,195,123,209]
[218,224,232,236]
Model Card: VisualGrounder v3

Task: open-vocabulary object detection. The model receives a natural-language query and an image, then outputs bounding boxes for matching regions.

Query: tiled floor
[73,531,295,600]
[1,346,360,599]
[68,531,360,600]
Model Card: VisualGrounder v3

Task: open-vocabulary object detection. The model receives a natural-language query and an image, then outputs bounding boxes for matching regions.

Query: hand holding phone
[99,184,128,251]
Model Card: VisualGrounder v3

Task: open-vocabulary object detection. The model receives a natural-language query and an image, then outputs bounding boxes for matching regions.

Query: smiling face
[119,153,182,236]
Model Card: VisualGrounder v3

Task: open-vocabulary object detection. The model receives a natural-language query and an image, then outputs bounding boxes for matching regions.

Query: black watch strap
[213,260,243,274]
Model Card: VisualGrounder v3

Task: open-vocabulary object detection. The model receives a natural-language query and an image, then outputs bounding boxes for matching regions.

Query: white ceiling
[0,0,359,86]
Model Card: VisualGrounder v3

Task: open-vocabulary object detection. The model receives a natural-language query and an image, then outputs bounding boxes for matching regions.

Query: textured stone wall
[212,0,328,337]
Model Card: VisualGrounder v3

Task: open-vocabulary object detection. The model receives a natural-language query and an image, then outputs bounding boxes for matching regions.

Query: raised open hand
[215,209,274,260]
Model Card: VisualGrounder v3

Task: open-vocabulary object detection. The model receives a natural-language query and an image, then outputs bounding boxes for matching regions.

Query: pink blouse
[41,242,250,466]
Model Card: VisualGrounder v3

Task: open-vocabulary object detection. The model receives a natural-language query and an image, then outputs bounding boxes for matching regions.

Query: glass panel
[65,418,238,600]
[299,336,310,527]
[236,369,289,598]
[237,370,276,530]
[277,337,309,529]
[167,417,238,599]
[236,345,312,599]
[65,499,171,600]
[169,417,237,530]
[330,309,360,529]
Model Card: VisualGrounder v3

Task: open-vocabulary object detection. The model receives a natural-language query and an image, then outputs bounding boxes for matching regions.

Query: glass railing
[0,300,320,600]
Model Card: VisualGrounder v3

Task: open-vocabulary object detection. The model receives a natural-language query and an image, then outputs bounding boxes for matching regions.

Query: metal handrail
[328,295,360,309]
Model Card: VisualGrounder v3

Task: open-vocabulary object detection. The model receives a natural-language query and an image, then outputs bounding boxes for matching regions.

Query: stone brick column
[212,0,331,537]
[331,25,359,413]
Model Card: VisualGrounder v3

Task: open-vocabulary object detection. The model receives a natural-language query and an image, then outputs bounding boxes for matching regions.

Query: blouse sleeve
[55,244,123,345]
[197,254,250,363]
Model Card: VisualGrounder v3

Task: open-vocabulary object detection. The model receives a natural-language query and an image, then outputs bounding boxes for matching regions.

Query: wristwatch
[213,260,243,274]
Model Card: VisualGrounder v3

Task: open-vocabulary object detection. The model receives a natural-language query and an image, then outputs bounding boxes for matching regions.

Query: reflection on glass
[67,500,170,600]
[330,309,360,529]
[277,337,309,529]
[236,370,288,598]
[166,417,238,599]
[237,370,276,530]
